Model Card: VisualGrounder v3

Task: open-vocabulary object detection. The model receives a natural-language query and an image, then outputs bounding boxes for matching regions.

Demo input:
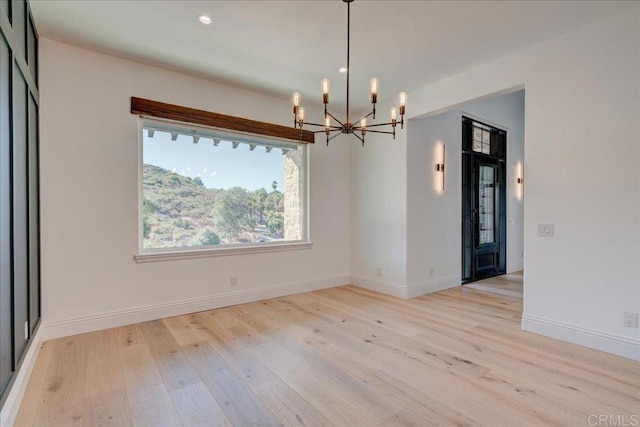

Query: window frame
[135,117,311,263]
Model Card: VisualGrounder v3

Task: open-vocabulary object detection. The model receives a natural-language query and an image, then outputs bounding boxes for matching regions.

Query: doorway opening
[461,117,507,283]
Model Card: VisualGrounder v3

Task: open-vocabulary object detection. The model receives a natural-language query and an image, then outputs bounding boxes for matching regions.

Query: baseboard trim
[39,275,349,341]
[0,329,43,427]
[522,313,640,361]
[350,276,408,299]
[350,275,461,299]
[406,275,461,298]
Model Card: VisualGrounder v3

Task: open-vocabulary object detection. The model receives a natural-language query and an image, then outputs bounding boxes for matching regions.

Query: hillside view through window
[141,121,307,251]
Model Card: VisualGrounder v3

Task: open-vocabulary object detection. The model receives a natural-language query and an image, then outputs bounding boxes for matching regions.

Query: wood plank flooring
[465,271,524,298]
[15,285,639,426]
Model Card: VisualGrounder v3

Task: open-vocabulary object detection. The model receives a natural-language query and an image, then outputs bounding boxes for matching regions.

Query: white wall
[352,10,640,359]
[349,116,407,296]
[406,109,461,291]
[38,39,351,336]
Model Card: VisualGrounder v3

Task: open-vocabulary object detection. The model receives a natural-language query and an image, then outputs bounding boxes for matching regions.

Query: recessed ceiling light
[339,67,348,74]
[198,14,212,25]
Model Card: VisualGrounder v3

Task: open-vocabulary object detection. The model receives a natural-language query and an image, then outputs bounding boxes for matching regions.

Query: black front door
[462,117,506,283]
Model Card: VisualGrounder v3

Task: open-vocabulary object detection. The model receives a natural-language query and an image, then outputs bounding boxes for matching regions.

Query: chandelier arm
[326,111,346,127]
[352,111,374,127]
[359,121,398,128]
[301,123,343,131]
[311,127,343,134]
[351,132,364,143]
[328,131,343,142]
[355,129,395,135]
[304,121,337,128]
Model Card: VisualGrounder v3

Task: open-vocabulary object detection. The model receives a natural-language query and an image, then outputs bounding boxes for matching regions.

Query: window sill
[134,241,313,263]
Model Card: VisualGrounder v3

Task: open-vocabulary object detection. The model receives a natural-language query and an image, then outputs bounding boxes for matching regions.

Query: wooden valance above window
[131,97,315,144]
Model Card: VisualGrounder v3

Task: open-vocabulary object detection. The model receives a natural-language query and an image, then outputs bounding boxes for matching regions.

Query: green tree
[266,211,284,235]
[266,191,283,213]
[143,215,151,238]
[252,188,268,223]
[142,197,156,239]
[191,228,220,246]
[213,187,255,240]
[143,197,157,215]
[193,176,204,187]
[174,218,190,229]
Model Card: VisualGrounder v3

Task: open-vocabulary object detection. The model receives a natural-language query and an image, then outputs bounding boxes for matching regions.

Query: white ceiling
[31,0,633,113]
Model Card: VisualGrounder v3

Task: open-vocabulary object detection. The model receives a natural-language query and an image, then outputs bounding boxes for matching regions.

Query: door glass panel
[12,62,28,361]
[472,127,482,152]
[482,130,490,145]
[481,130,491,154]
[12,0,26,60]
[28,94,39,331]
[479,165,495,244]
[473,125,494,154]
[27,14,37,84]
[0,34,12,394]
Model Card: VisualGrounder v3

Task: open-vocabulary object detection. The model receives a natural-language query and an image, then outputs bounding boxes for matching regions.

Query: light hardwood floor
[15,285,639,426]
[465,271,524,299]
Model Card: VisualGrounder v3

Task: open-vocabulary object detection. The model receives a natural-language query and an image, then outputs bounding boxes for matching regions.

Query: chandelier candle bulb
[361,118,367,135]
[297,107,305,125]
[321,78,330,104]
[391,107,397,124]
[292,92,301,125]
[399,92,407,114]
[370,78,378,103]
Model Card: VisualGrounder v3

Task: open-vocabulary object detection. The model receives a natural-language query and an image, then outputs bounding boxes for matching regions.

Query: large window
[139,119,308,253]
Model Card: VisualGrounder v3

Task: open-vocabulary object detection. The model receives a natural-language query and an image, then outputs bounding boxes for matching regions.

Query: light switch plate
[538,224,555,237]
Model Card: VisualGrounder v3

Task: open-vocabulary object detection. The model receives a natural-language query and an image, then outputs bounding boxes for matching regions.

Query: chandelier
[291,0,406,146]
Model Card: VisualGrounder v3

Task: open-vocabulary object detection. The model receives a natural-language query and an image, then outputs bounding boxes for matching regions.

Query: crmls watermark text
[588,415,640,426]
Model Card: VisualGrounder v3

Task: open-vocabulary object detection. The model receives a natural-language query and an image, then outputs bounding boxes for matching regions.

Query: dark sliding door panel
[1,0,39,407]
[28,93,38,332]
[12,62,28,362]
[0,35,12,397]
